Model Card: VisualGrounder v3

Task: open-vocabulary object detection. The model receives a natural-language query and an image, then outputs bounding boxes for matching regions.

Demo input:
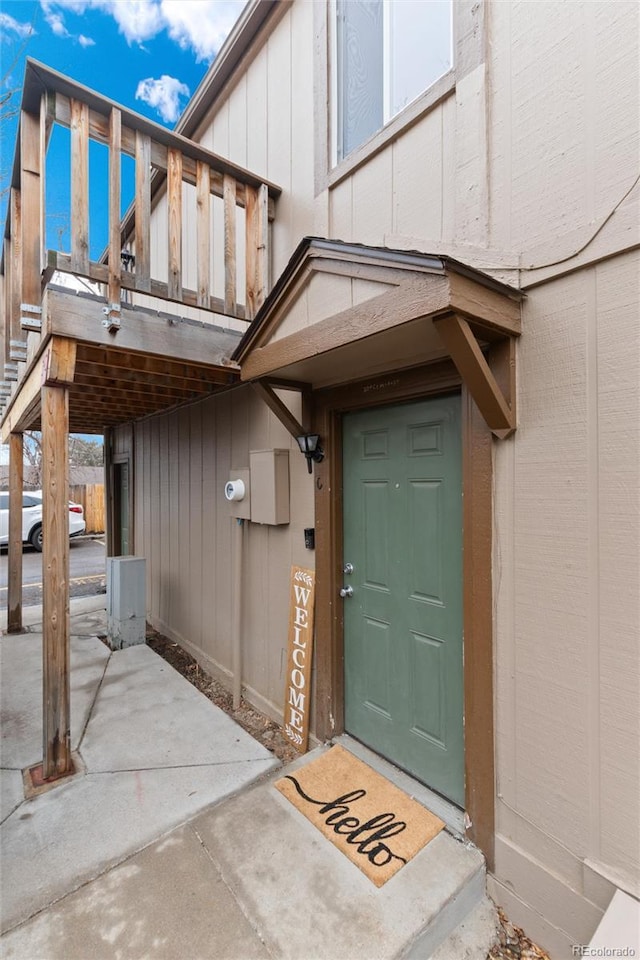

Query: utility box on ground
[106,556,146,650]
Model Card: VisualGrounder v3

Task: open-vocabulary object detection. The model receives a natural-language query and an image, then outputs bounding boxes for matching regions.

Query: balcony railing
[1,59,281,381]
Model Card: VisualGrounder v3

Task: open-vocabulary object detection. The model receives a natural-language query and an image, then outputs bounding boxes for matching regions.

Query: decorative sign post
[283,565,316,752]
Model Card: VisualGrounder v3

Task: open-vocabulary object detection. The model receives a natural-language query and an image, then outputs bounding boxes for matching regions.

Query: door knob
[339,585,353,598]
[343,562,354,574]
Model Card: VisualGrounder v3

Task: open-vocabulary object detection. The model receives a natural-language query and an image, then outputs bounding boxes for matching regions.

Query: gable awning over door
[233,238,523,438]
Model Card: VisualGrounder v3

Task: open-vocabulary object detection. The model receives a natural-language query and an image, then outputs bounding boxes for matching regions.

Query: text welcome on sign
[283,566,316,752]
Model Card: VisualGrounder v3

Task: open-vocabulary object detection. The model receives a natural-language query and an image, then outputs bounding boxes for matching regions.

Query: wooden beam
[167,147,182,301]
[43,288,242,367]
[48,250,248,322]
[245,185,257,321]
[71,371,212,399]
[196,161,211,308]
[1,352,43,441]
[245,183,268,320]
[223,174,237,316]
[1,336,77,441]
[135,131,151,292]
[70,99,89,274]
[241,275,449,381]
[44,336,76,385]
[108,108,122,314]
[20,110,42,318]
[41,383,71,779]
[10,189,22,348]
[433,314,515,435]
[7,432,23,633]
[488,337,517,440]
[251,380,305,440]
[76,345,235,384]
[447,271,521,338]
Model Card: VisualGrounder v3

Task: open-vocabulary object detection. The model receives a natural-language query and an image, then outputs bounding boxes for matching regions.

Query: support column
[7,432,23,633]
[41,383,71,779]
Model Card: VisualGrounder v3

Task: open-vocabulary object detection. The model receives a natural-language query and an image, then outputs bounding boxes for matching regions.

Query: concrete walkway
[1,598,279,950]
[0,598,497,960]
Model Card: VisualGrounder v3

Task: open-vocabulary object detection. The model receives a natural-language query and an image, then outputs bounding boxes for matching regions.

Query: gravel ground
[145,627,552,960]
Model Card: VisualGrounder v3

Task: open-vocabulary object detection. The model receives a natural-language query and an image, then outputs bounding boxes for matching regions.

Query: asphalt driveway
[0,536,106,607]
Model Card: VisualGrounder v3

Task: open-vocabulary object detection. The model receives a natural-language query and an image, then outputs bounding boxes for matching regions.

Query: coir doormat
[274,745,445,887]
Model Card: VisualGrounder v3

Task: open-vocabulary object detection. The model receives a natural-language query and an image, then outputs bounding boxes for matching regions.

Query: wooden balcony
[0,60,282,774]
[0,59,282,438]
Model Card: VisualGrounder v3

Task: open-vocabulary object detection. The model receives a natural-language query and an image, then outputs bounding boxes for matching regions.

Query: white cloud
[0,11,34,40]
[40,0,245,61]
[44,9,70,37]
[135,75,190,123]
[160,1,245,62]
[78,34,95,47]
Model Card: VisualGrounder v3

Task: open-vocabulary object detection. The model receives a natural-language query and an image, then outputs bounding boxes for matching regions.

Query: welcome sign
[283,566,316,753]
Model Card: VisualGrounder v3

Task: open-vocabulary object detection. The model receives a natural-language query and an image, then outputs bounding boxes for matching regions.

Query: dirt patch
[489,907,552,960]
[145,625,299,765]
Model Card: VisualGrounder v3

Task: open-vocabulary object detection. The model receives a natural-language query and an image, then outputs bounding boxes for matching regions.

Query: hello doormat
[274,745,445,887]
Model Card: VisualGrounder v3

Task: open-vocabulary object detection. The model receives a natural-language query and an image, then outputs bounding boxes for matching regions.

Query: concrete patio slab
[80,645,275,771]
[192,751,487,960]
[1,600,280,936]
[0,823,271,960]
[1,595,495,959]
[0,633,109,770]
[0,760,276,933]
[0,770,24,823]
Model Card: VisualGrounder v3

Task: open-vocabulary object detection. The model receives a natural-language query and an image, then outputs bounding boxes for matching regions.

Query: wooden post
[41,384,71,779]
[9,189,22,350]
[108,108,122,318]
[20,109,42,338]
[7,432,23,633]
[223,174,236,316]
[245,183,269,320]
[167,148,183,302]
[196,161,211,308]
[70,99,89,274]
[135,132,151,292]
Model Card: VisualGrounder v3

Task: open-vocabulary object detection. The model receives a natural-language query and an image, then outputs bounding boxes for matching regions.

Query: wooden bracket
[251,380,309,440]
[43,336,76,386]
[434,313,516,438]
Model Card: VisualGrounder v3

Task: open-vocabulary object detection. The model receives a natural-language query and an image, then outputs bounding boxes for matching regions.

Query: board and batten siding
[112,1,638,955]
[120,386,315,724]
[490,251,640,954]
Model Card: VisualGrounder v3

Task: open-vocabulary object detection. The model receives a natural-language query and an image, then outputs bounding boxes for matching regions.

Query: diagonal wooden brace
[251,380,308,440]
[434,313,516,438]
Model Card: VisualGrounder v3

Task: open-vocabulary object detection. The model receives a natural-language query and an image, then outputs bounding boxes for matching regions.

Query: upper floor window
[335,0,453,162]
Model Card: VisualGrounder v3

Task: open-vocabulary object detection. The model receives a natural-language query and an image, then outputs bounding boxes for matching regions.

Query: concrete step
[428,896,499,960]
[191,746,498,960]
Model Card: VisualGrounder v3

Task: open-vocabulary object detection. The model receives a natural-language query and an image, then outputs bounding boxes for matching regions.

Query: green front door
[343,395,464,806]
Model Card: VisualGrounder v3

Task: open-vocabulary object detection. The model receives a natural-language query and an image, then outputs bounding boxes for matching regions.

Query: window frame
[327,0,456,169]
[313,0,484,197]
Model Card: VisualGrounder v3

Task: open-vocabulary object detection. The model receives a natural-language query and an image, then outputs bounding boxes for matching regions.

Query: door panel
[343,395,464,805]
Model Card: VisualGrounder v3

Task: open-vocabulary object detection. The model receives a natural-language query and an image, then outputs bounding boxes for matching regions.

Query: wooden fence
[70,483,105,534]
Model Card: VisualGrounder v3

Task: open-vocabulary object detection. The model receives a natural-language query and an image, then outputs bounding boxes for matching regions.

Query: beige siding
[493,252,640,953]
[199,2,316,282]
[113,1,639,955]
[122,386,315,723]
[488,0,640,262]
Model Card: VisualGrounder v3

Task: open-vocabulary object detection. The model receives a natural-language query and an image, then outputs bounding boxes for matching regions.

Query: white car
[0,492,86,552]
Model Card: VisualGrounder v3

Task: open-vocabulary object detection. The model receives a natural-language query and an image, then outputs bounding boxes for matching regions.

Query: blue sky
[0,0,246,454]
[0,0,246,248]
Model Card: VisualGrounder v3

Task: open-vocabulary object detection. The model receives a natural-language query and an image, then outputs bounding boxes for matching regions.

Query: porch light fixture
[296,434,324,473]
